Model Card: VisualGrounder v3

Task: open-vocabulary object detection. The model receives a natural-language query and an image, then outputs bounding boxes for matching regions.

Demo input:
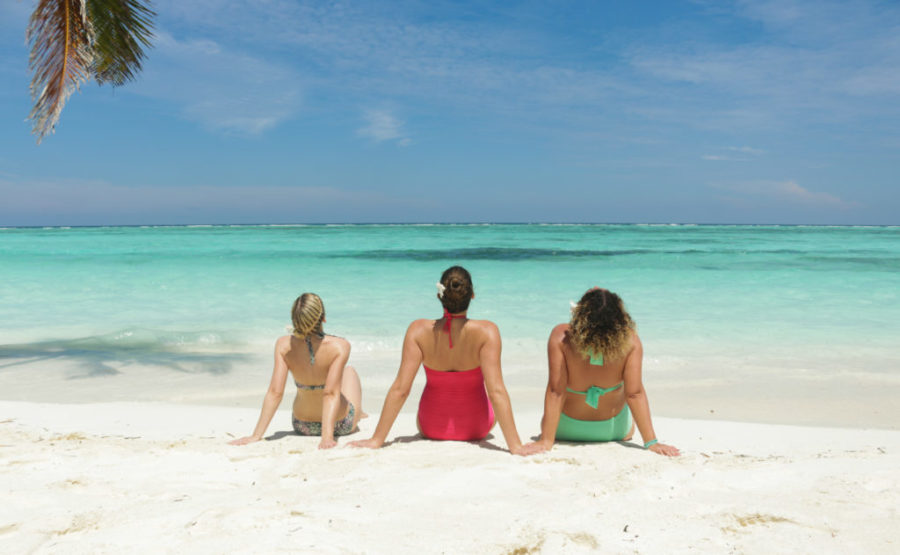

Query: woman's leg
[341,365,363,429]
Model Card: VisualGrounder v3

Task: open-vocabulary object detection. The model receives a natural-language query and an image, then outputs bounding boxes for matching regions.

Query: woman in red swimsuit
[352,266,536,455]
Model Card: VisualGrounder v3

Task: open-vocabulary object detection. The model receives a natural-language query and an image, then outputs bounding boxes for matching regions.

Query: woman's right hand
[520,441,551,455]
[349,437,384,449]
[509,442,546,456]
[648,442,680,456]
[228,435,261,446]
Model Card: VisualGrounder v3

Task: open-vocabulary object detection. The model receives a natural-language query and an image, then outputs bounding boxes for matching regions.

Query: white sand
[1,400,898,554]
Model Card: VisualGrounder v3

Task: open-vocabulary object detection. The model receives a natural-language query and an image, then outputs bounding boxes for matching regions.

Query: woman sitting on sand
[352,266,535,455]
[528,287,679,456]
[230,293,363,449]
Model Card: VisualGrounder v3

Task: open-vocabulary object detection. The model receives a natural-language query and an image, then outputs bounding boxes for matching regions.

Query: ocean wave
[322,246,898,262]
[326,247,653,261]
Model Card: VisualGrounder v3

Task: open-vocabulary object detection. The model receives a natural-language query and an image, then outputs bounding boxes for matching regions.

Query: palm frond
[27,0,93,143]
[87,0,155,86]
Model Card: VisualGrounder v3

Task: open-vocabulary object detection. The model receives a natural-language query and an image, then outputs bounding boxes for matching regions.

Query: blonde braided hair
[291,293,325,338]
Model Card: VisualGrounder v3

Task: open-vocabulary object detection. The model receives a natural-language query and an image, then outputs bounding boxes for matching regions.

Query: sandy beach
[2,400,898,554]
[4,0,899,549]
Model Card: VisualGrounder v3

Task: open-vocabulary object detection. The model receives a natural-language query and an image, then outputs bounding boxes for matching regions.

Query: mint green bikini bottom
[555,405,632,442]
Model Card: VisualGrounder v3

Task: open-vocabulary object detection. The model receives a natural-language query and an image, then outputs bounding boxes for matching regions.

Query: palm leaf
[27,0,94,143]
[87,0,155,86]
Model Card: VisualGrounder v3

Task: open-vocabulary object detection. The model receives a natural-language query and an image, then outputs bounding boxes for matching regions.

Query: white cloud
[711,180,857,208]
[131,31,302,134]
[628,1,900,131]
[90,0,900,142]
[775,180,851,207]
[150,1,630,124]
[356,109,410,145]
[702,146,763,161]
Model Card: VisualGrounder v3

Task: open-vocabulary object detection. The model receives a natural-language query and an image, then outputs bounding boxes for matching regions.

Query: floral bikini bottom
[292,403,357,436]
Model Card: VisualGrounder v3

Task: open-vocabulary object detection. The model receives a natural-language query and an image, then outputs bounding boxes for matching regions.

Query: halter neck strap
[304,330,326,364]
[442,309,464,348]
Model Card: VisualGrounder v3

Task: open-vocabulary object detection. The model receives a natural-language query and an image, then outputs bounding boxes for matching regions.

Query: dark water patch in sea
[798,256,900,271]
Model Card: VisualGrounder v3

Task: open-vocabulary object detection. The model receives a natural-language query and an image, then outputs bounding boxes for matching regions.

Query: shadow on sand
[0,333,254,378]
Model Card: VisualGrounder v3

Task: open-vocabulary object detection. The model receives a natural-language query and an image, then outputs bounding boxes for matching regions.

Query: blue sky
[1,0,898,225]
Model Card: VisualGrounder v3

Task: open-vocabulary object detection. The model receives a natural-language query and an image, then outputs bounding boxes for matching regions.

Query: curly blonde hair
[569,288,635,360]
[291,293,325,338]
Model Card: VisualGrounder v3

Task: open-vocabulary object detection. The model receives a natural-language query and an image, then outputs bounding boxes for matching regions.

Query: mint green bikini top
[566,382,623,409]
[565,350,618,409]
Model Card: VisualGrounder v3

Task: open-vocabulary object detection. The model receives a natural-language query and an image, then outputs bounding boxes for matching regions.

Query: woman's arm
[350,321,424,449]
[229,337,290,445]
[480,322,534,455]
[623,332,680,456]
[533,324,569,451]
[318,338,351,449]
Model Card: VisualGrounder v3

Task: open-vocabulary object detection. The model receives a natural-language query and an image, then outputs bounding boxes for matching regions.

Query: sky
[1,0,898,225]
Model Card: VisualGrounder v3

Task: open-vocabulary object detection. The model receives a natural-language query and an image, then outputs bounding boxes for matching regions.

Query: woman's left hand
[229,435,261,446]
[648,442,680,456]
[318,438,338,449]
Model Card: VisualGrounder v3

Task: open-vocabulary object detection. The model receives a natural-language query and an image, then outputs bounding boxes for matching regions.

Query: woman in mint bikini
[230,293,363,449]
[528,287,679,456]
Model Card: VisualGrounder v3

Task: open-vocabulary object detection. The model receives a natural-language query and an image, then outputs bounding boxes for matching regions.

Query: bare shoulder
[275,335,292,354]
[325,334,351,354]
[469,319,500,340]
[407,318,435,335]
[549,323,569,342]
[629,329,643,352]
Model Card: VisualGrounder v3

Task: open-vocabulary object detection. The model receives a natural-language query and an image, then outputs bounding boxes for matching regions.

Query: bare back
[412,317,493,371]
[553,323,636,421]
[280,334,350,421]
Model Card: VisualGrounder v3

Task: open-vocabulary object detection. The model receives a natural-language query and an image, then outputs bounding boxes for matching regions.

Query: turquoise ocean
[1,224,898,427]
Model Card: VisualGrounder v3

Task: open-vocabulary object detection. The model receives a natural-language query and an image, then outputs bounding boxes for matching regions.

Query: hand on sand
[229,436,260,445]
[349,437,383,449]
[318,438,337,450]
[648,442,680,456]
[510,443,546,456]
[520,441,550,455]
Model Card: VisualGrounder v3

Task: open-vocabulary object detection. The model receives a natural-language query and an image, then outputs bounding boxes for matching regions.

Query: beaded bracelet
[643,439,659,449]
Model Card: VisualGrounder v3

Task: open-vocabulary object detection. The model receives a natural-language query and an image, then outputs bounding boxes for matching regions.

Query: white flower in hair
[569,300,578,313]
[436,282,446,298]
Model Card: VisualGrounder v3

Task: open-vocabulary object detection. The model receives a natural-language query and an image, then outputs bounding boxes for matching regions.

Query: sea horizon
[3,221,899,229]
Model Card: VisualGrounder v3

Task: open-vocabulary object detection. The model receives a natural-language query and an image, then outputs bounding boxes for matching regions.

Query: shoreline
[2,358,900,431]
[2,400,899,552]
